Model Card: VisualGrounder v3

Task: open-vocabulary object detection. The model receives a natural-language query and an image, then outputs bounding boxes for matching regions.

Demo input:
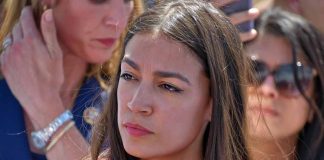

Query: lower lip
[250,107,279,116]
[97,39,116,48]
[125,126,152,137]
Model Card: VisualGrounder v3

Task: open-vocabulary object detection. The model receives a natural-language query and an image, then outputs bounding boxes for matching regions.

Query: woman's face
[51,0,133,63]
[117,34,211,159]
[245,33,314,140]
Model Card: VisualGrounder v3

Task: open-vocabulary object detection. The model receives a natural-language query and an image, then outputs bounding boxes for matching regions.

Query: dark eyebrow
[154,71,191,86]
[122,57,140,71]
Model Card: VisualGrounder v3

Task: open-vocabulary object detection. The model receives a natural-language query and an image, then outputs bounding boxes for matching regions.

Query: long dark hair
[251,8,324,160]
[91,1,251,159]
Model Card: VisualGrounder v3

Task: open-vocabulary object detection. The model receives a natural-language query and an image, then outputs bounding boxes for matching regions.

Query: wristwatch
[31,110,73,150]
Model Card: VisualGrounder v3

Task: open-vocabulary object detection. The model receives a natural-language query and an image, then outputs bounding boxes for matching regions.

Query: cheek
[117,82,132,113]
[54,8,91,53]
[157,99,209,142]
[281,98,310,125]
[247,97,311,139]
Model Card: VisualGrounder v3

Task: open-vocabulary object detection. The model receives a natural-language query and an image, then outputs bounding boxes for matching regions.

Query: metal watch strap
[31,110,73,150]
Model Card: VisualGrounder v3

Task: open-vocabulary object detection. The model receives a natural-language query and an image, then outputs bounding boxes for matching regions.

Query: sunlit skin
[245,33,314,141]
[53,0,133,64]
[117,33,212,160]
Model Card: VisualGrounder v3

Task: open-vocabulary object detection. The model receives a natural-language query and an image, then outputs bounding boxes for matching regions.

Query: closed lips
[249,106,279,116]
[124,122,154,136]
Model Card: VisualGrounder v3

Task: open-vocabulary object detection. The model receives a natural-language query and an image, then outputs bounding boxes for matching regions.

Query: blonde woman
[0,0,143,159]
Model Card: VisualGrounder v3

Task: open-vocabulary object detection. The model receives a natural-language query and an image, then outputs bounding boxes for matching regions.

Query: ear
[287,0,302,14]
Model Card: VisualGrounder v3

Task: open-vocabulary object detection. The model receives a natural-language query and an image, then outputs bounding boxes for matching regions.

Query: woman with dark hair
[89,0,251,160]
[245,8,324,160]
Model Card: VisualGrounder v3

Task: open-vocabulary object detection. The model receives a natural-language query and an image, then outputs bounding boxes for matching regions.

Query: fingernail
[45,10,53,22]
[249,8,259,15]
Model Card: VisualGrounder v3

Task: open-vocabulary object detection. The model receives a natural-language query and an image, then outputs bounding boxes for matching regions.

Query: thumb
[41,9,62,59]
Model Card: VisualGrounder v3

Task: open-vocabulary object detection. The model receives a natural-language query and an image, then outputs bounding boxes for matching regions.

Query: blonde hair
[0,0,144,87]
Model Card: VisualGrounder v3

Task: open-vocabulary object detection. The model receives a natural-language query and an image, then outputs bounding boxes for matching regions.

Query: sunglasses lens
[252,61,269,84]
[275,65,313,96]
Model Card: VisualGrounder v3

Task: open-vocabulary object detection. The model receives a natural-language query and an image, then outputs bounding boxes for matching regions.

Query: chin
[122,141,156,159]
[86,51,113,64]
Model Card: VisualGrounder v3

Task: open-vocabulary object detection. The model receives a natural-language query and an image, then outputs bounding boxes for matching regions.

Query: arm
[0,8,89,160]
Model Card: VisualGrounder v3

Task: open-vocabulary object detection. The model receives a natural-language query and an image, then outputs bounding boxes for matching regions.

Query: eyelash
[120,73,183,93]
[120,73,136,81]
[159,83,183,93]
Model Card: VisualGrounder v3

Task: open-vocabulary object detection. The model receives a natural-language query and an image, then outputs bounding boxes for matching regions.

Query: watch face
[31,133,46,149]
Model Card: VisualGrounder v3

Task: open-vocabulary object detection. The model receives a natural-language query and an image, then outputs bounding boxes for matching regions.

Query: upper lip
[123,122,154,133]
[249,105,279,116]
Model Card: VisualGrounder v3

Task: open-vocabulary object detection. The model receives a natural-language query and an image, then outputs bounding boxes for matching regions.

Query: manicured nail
[249,8,259,15]
[45,10,53,22]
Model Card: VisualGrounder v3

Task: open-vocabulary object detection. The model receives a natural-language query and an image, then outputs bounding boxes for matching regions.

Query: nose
[258,75,279,99]
[127,84,153,116]
[103,1,130,34]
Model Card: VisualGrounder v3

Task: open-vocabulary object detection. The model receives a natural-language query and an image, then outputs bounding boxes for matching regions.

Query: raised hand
[0,7,65,128]
[211,0,260,42]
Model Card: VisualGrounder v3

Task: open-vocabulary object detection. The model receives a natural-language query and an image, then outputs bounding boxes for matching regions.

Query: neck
[61,52,88,107]
[247,136,298,160]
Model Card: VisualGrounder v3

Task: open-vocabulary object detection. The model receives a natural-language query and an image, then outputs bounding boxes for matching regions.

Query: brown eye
[120,73,136,81]
[159,83,183,93]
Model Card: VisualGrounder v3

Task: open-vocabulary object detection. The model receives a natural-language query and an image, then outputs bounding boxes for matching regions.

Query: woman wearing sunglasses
[245,8,324,160]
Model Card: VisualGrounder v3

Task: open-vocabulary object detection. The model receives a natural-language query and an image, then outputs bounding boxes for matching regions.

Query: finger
[12,22,24,42]
[1,34,13,52]
[229,8,259,25]
[20,6,41,37]
[0,49,9,72]
[41,9,62,59]
[0,51,4,68]
[210,0,236,8]
[240,29,257,42]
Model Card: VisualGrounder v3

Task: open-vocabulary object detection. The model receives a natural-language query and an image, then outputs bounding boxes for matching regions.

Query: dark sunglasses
[251,59,316,97]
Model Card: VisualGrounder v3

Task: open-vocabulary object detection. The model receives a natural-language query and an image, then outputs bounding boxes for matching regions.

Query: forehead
[246,33,292,65]
[245,33,309,68]
[124,33,204,74]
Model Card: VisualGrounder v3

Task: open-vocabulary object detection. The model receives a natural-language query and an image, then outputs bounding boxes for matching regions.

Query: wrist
[31,110,74,151]
[27,96,66,129]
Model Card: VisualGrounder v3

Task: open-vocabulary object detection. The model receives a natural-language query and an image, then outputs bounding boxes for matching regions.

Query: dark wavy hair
[90,1,251,160]
[250,8,324,160]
